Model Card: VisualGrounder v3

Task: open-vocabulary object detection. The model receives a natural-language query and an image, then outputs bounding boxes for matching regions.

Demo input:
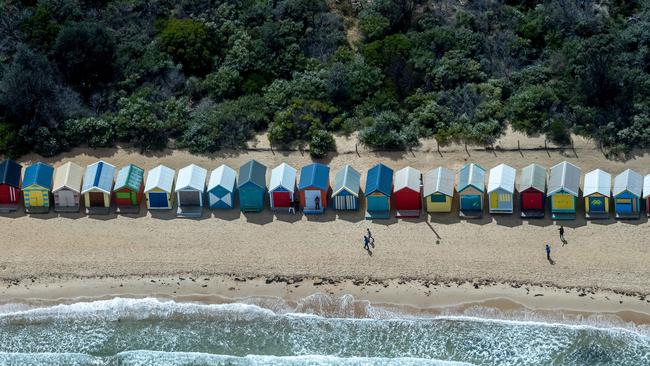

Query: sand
[1,129,649,318]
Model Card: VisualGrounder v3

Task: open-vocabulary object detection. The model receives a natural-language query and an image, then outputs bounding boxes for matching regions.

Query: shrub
[309,129,335,158]
[157,18,216,76]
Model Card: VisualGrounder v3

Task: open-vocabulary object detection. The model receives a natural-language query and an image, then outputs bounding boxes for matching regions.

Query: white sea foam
[0,351,476,366]
[1,295,648,338]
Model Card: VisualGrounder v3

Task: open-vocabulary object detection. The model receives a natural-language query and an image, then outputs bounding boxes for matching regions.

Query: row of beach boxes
[1,159,649,219]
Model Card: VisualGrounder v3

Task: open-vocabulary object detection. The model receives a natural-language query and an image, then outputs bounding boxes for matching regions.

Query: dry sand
[1,129,649,317]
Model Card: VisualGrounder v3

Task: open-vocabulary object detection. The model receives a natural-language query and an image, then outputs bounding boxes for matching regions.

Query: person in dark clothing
[314,196,320,210]
[288,200,295,214]
[545,244,551,261]
[366,228,374,246]
[363,236,370,251]
[558,226,565,241]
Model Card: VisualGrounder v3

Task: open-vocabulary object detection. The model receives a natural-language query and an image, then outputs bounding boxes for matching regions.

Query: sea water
[0,294,648,366]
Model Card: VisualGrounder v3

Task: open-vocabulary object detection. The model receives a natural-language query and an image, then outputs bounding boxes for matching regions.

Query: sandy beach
[1,130,650,319]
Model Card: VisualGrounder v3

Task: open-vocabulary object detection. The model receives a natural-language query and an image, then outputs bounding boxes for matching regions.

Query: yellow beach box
[548,161,581,220]
[22,162,54,213]
[423,167,454,213]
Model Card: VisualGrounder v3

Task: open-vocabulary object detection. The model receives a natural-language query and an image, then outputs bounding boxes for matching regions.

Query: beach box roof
[394,166,421,192]
[613,169,642,197]
[176,164,207,192]
[114,164,144,192]
[208,165,237,192]
[0,159,22,188]
[518,164,546,192]
[365,163,393,196]
[81,161,115,194]
[458,163,485,192]
[423,167,455,197]
[53,162,83,192]
[22,162,54,189]
[298,163,329,191]
[487,164,516,194]
[144,165,175,193]
[332,165,360,197]
[238,160,266,189]
[643,174,650,199]
[548,161,580,196]
[583,169,611,197]
[269,163,297,193]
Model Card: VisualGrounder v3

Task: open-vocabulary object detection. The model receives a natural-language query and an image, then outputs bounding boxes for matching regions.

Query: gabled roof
[208,165,237,192]
[298,163,329,191]
[81,161,115,194]
[487,164,516,194]
[114,164,144,192]
[22,162,54,189]
[394,166,421,192]
[53,162,83,192]
[365,163,393,196]
[238,160,266,189]
[0,159,22,188]
[644,174,650,199]
[518,164,546,192]
[548,161,581,196]
[144,165,175,193]
[175,164,207,192]
[583,169,611,197]
[613,169,642,197]
[332,165,360,197]
[423,167,455,197]
[458,163,485,192]
[269,163,297,193]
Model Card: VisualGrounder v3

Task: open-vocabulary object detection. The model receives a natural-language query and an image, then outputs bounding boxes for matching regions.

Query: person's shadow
[561,238,568,246]
[548,257,555,265]
[366,248,373,256]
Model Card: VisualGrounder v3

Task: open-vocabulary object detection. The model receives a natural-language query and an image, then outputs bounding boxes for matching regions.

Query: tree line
[1,0,649,159]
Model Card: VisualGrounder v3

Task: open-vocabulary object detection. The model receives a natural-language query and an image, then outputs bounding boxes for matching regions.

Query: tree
[268,99,339,147]
[53,22,115,94]
[507,83,562,136]
[157,18,216,76]
[62,116,116,148]
[309,129,335,158]
[359,111,420,149]
[0,45,82,153]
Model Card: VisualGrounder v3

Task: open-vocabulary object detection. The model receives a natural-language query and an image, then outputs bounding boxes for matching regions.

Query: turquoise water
[0,296,648,365]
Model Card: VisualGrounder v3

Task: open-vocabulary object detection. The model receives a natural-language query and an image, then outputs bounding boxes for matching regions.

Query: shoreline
[2,274,649,326]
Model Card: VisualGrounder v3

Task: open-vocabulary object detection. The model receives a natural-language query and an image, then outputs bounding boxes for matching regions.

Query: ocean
[0,294,648,366]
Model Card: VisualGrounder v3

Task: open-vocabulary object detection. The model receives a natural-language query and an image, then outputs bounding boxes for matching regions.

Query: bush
[157,18,216,76]
[309,129,335,158]
[62,116,115,148]
[359,111,420,149]
[52,21,115,93]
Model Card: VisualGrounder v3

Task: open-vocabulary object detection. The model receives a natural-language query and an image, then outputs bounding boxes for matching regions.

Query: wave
[0,351,475,366]
[0,296,648,365]
[1,296,648,336]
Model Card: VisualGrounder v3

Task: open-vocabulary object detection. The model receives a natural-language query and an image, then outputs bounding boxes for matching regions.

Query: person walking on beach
[558,226,565,242]
[363,235,370,251]
[288,200,295,215]
[366,228,374,245]
[545,244,551,261]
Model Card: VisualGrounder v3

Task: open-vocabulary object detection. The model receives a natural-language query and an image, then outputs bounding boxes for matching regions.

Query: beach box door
[272,191,290,208]
[149,192,168,208]
[367,194,387,212]
[29,191,44,206]
[616,198,633,213]
[59,190,75,206]
[89,192,105,207]
[179,191,200,206]
[304,189,321,210]
[461,195,481,211]
[589,196,606,212]
[522,191,542,210]
[552,194,574,211]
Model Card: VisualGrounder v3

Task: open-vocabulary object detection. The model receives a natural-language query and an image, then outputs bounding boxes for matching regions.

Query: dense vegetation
[1,0,649,158]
